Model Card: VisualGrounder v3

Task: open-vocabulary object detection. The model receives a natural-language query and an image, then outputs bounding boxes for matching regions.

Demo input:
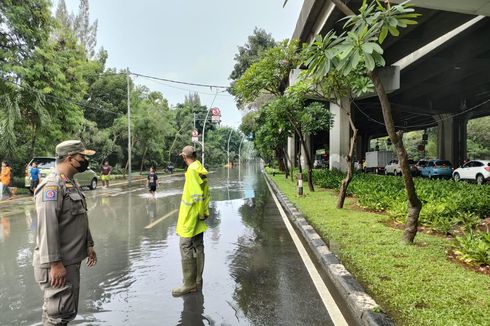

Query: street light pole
[127,68,132,186]
[238,136,245,164]
[227,128,233,167]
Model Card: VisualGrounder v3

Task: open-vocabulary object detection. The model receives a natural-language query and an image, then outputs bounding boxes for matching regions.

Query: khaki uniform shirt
[33,171,94,268]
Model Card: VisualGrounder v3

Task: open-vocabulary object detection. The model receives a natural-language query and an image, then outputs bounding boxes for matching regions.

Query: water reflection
[177,292,212,326]
[0,165,331,325]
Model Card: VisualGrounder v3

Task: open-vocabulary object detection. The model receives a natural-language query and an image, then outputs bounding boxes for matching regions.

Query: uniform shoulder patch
[43,186,58,201]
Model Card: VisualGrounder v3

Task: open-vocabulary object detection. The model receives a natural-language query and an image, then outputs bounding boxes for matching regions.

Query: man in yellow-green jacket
[172,145,210,296]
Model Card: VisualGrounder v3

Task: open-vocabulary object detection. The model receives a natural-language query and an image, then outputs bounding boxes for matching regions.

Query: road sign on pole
[211,107,221,123]
[192,129,199,143]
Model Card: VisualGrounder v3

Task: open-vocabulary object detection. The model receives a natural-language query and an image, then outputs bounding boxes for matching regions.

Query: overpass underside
[289,0,490,171]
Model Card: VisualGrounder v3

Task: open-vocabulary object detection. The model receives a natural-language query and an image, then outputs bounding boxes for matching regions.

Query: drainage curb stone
[264,173,394,326]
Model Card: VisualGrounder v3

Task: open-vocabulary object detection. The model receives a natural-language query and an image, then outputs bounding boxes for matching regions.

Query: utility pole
[201,108,211,167]
[127,68,132,186]
[227,129,233,167]
[201,90,219,167]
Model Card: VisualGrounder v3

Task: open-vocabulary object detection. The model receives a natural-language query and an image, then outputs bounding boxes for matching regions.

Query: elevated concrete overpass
[290,0,490,170]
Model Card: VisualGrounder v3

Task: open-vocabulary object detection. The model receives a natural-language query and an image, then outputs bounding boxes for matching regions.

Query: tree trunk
[30,125,37,158]
[329,0,422,243]
[370,71,422,244]
[283,147,294,181]
[140,146,148,173]
[337,111,358,208]
[298,133,314,192]
[275,149,286,172]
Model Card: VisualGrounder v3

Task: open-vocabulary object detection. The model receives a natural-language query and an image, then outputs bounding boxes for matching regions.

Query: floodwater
[0,165,334,325]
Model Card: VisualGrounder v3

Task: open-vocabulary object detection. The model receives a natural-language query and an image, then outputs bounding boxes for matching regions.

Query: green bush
[312,170,490,231]
[454,231,490,265]
[312,169,344,190]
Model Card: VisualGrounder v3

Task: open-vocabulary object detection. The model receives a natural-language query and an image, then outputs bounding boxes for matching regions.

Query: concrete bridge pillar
[436,112,468,167]
[329,98,351,172]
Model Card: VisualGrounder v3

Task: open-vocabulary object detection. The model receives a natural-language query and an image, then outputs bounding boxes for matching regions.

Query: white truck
[365,151,395,174]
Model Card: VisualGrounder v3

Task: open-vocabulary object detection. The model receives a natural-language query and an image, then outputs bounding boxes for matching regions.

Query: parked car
[384,159,418,176]
[25,157,98,190]
[313,159,327,169]
[415,159,429,174]
[421,159,453,179]
[453,160,490,185]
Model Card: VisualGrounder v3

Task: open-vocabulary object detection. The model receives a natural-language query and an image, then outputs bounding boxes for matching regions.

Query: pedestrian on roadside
[30,161,41,194]
[146,166,159,198]
[32,140,97,325]
[1,161,13,200]
[101,160,112,188]
[172,145,210,297]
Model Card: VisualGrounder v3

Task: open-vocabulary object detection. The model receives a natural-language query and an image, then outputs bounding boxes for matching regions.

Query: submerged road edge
[263,173,394,326]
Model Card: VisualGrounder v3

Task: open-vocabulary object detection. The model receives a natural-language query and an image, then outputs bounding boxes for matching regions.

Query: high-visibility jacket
[176,160,209,238]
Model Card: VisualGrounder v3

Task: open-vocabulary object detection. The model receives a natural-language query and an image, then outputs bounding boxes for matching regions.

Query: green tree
[56,0,98,57]
[296,0,423,243]
[467,116,490,159]
[229,27,276,82]
[234,40,333,191]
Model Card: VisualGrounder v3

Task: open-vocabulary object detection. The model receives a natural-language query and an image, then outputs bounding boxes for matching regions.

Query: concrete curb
[264,173,394,326]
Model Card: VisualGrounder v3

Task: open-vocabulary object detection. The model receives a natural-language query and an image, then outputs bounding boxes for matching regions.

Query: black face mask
[72,158,89,173]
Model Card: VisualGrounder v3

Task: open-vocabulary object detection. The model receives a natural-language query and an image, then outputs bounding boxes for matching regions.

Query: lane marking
[144,209,179,229]
[265,180,348,326]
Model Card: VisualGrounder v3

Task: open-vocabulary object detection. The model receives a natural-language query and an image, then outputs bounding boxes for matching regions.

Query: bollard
[297,174,303,196]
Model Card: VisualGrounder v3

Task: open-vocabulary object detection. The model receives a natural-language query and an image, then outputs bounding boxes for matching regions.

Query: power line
[142,76,233,97]
[130,72,229,89]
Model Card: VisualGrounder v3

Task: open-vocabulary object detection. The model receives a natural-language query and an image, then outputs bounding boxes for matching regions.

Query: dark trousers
[31,179,39,193]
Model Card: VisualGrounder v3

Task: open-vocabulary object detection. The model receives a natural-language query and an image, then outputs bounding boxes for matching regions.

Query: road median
[264,172,490,326]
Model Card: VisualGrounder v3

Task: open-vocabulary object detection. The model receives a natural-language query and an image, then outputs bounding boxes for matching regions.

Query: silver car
[25,157,98,190]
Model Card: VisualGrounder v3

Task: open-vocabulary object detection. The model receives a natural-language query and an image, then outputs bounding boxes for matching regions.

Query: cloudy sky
[62,0,304,128]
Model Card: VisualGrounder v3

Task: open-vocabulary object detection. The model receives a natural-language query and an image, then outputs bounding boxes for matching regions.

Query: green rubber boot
[196,252,205,289]
[172,259,197,297]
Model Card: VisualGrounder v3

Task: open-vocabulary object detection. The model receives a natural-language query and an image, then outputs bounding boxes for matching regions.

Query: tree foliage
[229,27,276,81]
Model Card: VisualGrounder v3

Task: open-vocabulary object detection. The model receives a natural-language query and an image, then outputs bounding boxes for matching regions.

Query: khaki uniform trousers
[34,264,80,326]
[180,232,204,259]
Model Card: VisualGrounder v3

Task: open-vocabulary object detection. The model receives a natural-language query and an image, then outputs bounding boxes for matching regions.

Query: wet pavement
[0,165,334,325]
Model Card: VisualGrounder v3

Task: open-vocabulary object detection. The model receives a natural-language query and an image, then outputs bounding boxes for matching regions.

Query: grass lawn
[270,174,490,326]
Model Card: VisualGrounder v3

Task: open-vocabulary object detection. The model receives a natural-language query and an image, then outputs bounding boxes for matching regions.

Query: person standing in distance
[100,160,112,189]
[146,166,159,199]
[33,140,97,325]
[172,146,210,296]
[30,161,41,194]
[1,161,13,200]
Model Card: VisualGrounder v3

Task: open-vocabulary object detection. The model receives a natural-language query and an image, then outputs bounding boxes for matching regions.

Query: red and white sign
[210,107,221,116]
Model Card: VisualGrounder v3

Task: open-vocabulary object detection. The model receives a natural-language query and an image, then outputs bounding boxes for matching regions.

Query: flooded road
[0,165,335,325]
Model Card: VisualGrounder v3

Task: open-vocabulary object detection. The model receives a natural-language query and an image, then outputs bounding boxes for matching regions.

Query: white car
[385,159,417,176]
[453,160,490,185]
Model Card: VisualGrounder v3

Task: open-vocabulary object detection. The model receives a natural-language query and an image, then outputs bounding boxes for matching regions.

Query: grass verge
[270,174,490,326]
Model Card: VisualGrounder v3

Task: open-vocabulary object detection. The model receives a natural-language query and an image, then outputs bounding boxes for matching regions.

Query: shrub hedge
[312,170,490,265]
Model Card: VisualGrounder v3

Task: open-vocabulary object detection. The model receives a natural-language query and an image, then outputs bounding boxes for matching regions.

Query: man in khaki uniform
[33,140,97,325]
